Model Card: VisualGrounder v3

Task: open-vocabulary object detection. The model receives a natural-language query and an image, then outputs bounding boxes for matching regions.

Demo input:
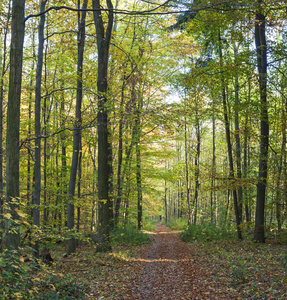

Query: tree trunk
[0,2,10,251]
[243,113,251,223]
[218,32,242,240]
[60,79,67,230]
[6,0,26,250]
[210,99,216,224]
[67,0,88,255]
[254,4,268,243]
[275,94,286,230]
[33,0,47,258]
[89,144,97,231]
[193,116,200,225]
[92,0,114,252]
[135,104,143,230]
[114,81,125,227]
[184,105,191,225]
[234,46,243,223]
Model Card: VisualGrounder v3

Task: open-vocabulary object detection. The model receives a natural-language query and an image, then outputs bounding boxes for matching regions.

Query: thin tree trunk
[76,137,82,244]
[114,81,125,226]
[275,95,286,230]
[32,0,47,258]
[184,106,191,225]
[60,79,67,230]
[243,114,251,222]
[210,99,216,224]
[89,144,97,231]
[218,32,242,240]
[254,4,268,243]
[67,0,88,255]
[193,117,200,225]
[234,46,243,223]
[135,103,143,230]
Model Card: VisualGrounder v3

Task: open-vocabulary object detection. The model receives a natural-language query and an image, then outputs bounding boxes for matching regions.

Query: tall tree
[0,1,11,251]
[254,1,268,243]
[218,31,242,240]
[67,0,88,255]
[6,0,26,250]
[33,0,47,258]
[92,0,114,252]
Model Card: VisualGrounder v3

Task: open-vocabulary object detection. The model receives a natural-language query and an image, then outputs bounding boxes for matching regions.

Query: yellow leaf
[3,213,12,219]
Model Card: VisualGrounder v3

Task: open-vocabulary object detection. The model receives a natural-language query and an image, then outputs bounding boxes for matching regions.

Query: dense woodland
[0,0,287,297]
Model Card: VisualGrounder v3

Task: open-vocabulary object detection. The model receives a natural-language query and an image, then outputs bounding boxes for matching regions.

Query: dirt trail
[129,223,197,299]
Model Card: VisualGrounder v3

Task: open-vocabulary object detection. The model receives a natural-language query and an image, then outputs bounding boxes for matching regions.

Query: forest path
[128,222,197,299]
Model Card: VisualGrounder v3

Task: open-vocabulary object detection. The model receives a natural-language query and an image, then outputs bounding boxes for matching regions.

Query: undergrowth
[180,223,235,242]
[190,240,287,299]
[0,248,87,299]
[111,226,151,246]
[165,218,188,230]
[142,218,158,231]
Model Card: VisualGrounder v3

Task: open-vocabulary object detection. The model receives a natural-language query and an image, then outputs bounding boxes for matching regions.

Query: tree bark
[210,98,216,224]
[33,0,47,258]
[234,46,243,223]
[135,104,143,230]
[0,2,10,251]
[6,0,26,250]
[254,4,268,243]
[114,81,125,227]
[92,0,114,252]
[218,32,242,240]
[67,0,88,255]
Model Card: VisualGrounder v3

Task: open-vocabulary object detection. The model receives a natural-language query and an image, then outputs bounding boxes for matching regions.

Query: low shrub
[180,223,235,242]
[0,248,87,299]
[165,218,188,230]
[111,226,151,246]
[142,218,158,231]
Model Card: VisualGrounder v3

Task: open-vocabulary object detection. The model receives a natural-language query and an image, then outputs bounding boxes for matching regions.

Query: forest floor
[54,223,287,299]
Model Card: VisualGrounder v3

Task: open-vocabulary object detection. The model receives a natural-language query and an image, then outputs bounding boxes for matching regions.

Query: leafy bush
[142,218,158,231]
[265,229,287,243]
[180,223,235,242]
[0,249,87,299]
[0,249,34,299]
[35,274,86,299]
[111,226,151,246]
[165,218,188,230]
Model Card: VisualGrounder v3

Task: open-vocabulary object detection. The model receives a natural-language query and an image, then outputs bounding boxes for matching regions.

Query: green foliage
[230,266,248,286]
[265,229,287,244]
[142,218,158,231]
[180,223,235,242]
[0,248,87,299]
[165,218,188,230]
[111,226,151,246]
[0,250,34,299]
[35,274,86,300]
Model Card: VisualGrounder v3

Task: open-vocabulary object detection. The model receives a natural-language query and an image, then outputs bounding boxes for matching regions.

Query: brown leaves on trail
[52,224,287,299]
[125,222,241,300]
